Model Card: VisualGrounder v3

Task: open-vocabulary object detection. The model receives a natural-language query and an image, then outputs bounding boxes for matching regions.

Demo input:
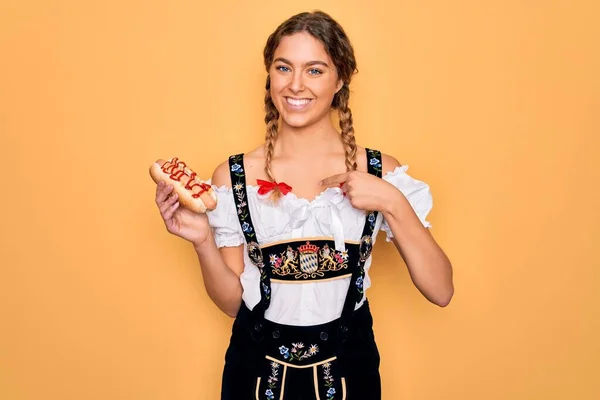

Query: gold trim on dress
[313,365,321,400]
[279,365,287,400]
[261,236,359,249]
[271,273,352,284]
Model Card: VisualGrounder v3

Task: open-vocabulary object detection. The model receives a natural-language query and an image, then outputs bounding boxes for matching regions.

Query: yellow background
[1,0,598,399]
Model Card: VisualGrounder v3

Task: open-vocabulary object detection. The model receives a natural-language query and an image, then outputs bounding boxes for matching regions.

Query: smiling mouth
[285,97,313,107]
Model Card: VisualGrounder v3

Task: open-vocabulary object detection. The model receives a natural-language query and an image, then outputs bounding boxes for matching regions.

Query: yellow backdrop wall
[1,0,598,399]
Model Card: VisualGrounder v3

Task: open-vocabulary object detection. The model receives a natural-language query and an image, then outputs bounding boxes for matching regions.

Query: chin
[281,114,313,128]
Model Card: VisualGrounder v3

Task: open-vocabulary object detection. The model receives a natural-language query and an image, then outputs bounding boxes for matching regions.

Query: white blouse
[207,165,433,326]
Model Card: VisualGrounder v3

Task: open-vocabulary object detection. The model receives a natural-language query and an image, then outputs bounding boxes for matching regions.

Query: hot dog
[149,157,217,213]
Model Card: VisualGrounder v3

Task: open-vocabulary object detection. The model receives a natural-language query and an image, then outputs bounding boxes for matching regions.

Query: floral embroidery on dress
[278,343,319,361]
[229,154,271,304]
[230,162,243,173]
[355,148,380,301]
[264,361,280,399]
[261,282,270,299]
[355,276,364,294]
[367,212,376,229]
[367,148,382,174]
[326,387,336,399]
[321,362,337,399]
[230,155,255,240]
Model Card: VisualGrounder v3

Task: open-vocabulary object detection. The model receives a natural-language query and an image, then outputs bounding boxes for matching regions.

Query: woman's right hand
[155,181,212,246]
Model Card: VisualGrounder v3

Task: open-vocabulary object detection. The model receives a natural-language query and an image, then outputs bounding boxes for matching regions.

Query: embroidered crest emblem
[269,240,351,280]
[298,241,319,274]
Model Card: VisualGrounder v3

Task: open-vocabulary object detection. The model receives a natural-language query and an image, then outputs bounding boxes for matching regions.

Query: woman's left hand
[319,171,401,212]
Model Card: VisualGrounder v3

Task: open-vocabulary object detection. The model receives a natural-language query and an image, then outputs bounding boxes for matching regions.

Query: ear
[335,79,344,93]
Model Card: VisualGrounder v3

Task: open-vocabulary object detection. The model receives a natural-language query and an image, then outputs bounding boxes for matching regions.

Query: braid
[336,84,358,172]
[263,75,282,200]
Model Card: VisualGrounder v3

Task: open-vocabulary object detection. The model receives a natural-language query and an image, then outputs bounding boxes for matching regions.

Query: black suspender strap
[228,154,271,315]
[338,148,383,336]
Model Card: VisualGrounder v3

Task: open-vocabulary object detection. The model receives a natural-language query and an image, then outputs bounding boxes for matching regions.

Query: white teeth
[286,98,311,106]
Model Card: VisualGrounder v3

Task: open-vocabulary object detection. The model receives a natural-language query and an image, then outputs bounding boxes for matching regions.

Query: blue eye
[276,65,290,72]
[308,68,323,75]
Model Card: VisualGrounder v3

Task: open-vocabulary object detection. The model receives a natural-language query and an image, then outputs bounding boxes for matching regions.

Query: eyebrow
[273,57,330,68]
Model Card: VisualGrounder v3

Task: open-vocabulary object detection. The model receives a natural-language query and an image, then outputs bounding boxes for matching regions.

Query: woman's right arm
[155,160,245,317]
[192,235,244,318]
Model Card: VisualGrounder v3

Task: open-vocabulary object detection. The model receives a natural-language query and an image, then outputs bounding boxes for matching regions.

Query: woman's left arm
[378,155,454,307]
[320,154,454,307]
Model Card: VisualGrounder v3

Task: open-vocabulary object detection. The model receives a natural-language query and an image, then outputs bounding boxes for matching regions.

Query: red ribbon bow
[256,179,293,195]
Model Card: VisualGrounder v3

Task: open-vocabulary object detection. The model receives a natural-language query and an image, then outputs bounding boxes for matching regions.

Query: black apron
[221,149,383,400]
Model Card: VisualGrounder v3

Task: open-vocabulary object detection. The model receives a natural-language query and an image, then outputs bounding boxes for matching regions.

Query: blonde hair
[263,75,281,199]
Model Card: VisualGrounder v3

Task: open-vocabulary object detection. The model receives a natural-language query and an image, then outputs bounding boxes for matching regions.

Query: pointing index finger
[319,172,349,188]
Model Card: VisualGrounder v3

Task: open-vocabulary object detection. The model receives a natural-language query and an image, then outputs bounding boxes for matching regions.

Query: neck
[274,116,342,159]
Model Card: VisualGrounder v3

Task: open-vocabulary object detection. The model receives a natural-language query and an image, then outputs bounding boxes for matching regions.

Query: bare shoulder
[355,145,402,175]
[211,145,264,188]
[380,152,402,175]
[241,145,266,175]
[211,159,233,188]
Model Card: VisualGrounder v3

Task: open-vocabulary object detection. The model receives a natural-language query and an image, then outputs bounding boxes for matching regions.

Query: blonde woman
[155,10,453,399]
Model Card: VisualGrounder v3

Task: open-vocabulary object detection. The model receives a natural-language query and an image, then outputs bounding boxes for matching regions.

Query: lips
[285,97,313,110]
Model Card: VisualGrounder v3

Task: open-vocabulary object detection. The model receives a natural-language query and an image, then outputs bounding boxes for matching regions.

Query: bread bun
[149,157,217,213]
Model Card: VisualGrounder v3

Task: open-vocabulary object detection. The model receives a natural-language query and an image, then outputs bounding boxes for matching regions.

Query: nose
[288,71,305,93]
